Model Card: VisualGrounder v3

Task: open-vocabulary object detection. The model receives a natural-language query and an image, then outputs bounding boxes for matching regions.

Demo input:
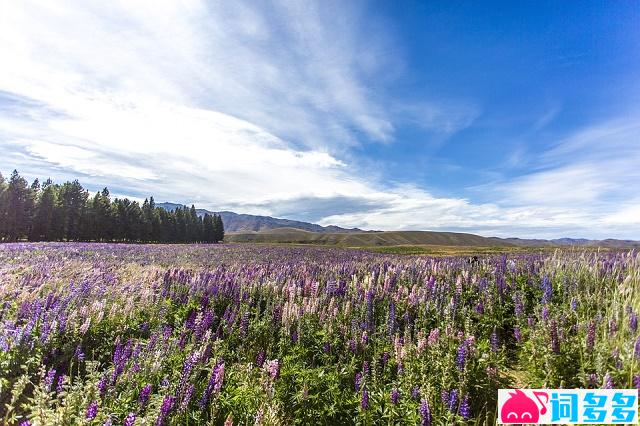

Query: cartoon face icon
[501,390,548,424]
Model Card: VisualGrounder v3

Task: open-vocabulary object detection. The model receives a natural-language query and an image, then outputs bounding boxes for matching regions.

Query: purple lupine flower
[86,400,98,420]
[354,372,362,391]
[123,412,136,426]
[542,306,550,321]
[365,288,374,330]
[361,387,369,410]
[266,359,279,380]
[200,359,225,408]
[40,318,51,343]
[513,326,522,343]
[19,421,31,426]
[419,398,431,426]
[447,389,458,413]
[428,328,440,345]
[214,361,226,392]
[630,312,638,333]
[513,294,524,318]
[177,331,188,349]
[390,388,400,405]
[456,341,467,370]
[490,329,499,352]
[290,330,298,343]
[348,339,357,353]
[612,348,622,369]
[586,321,596,352]
[139,384,152,407]
[75,345,85,362]
[459,394,471,420]
[549,320,560,354]
[44,368,56,392]
[633,374,640,389]
[362,360,370,377]
[272,306,281,326]
[388,301,396,336]
[179,352,198,393]
[240,312,249,337]
[180,384,194,412]
[184,311,196,330]
[541,275,552,304]
[194,311,214,341]
[586,373,598,387]
[608,318,618,336]
[255,350,265,367]
[97,375,108,396]
[155,395,175,426]
[635,336,640,360]
[56,375,65,393]
[412,386,420,400]
[254,407,265,425]
[441,389,450,405]
[603,373,614,389]
[570,298,577,311]
[381,351,390,367]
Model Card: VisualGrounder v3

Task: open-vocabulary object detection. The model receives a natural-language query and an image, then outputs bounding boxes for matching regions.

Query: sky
[1,0,639,239]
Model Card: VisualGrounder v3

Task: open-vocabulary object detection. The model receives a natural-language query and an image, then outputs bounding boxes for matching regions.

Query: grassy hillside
[225,227,515,247]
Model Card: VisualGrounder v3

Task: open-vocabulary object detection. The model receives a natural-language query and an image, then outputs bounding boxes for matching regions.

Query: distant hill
[157,202,364,233]
[158,202,640,248]
[225,228,514,247]
[493,237,640,249]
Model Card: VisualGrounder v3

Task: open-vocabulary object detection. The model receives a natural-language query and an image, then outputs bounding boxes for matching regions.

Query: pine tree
[0,170,33,241]
[187,205,200,242]
[30,180,57,241]
[141,198,154,242]
[156,203,171,242]
[214,213,225,243]
[203,213,215,243]
[0,172,6,239]
[58,180,88,241]
[175,207,187,243]
[149,197,162,242]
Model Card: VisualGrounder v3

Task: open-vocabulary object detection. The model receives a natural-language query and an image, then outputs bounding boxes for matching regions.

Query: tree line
[0,170,224,243]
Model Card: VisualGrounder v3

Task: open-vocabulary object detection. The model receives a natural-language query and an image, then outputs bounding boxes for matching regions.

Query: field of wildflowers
[0,243,638,425]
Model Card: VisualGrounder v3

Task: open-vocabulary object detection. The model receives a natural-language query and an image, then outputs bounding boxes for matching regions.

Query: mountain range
[157,203,640,248]
[157,203,364,233]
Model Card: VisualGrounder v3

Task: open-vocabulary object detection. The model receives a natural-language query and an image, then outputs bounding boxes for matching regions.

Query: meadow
[0,243,638,425]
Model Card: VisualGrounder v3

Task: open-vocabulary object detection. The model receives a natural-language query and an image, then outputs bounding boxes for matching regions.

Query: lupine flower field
[0,243,639,425]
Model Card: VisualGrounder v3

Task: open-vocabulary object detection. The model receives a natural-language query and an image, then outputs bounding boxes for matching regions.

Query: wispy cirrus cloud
[497,117,640,208]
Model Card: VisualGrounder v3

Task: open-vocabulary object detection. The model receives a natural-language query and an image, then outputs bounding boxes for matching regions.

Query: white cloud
[494,117,640,209]
[0,0,638,239]
[603,203,640,227]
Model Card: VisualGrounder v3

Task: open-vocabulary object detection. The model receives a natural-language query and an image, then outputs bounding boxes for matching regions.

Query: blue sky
[1,0,639,238]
